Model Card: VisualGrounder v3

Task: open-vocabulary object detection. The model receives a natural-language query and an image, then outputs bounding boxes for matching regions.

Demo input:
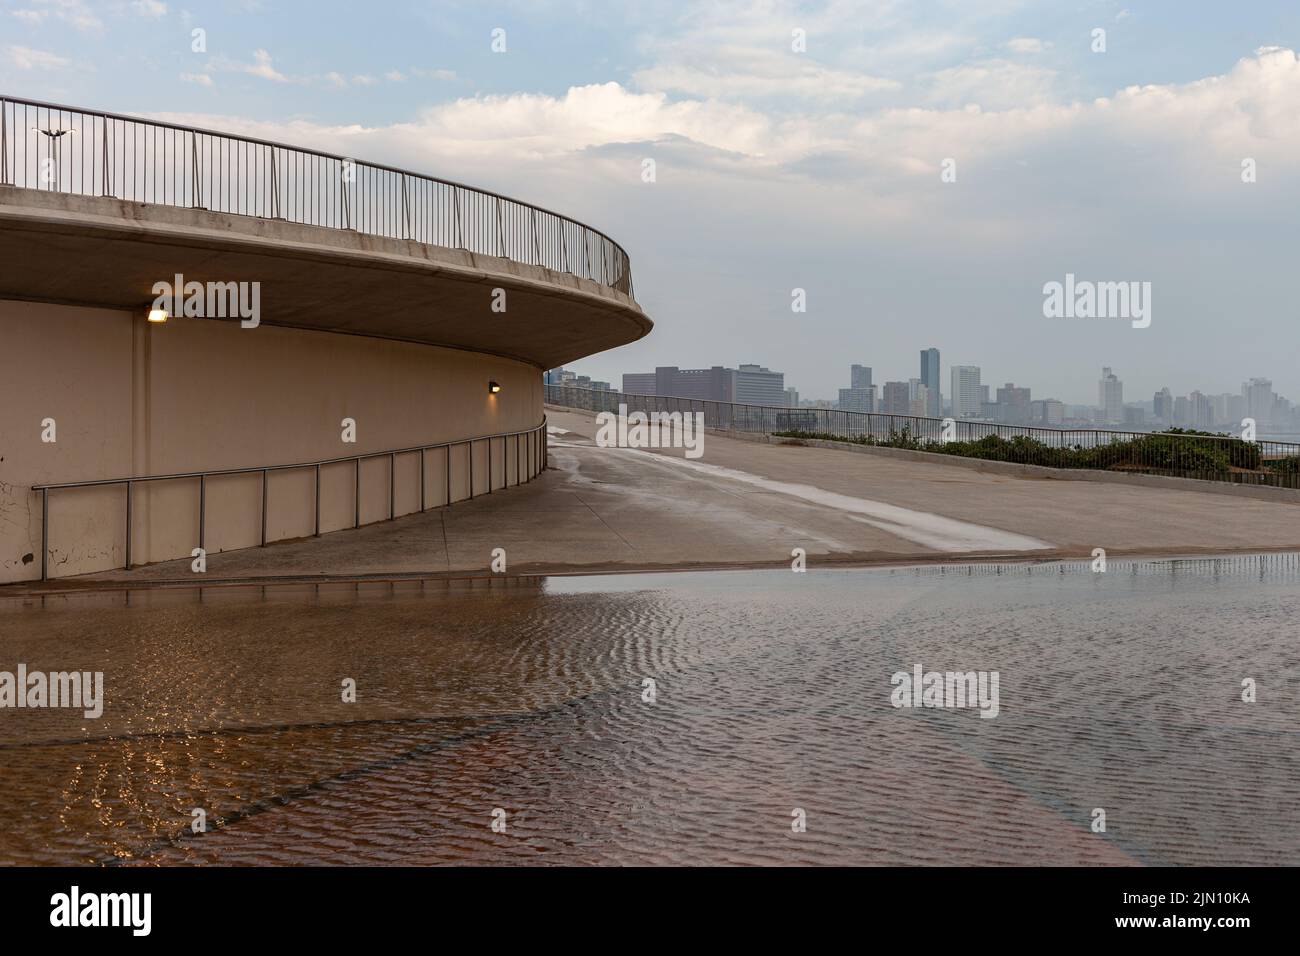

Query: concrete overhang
[0,186,652,369]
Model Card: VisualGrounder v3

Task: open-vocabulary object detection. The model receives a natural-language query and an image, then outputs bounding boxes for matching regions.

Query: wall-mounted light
[488,381,502,394]
[147,308,169,324]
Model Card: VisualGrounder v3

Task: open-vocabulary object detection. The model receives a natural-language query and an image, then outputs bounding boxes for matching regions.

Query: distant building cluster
[1150,377,1296,432]
[616,365,788,406]
[551,353,1300,438]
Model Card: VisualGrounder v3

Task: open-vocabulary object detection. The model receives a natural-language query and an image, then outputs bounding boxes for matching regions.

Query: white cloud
[10,0,102,32]
[4,44,72,70]
[130,0,167,17]
[1005,37,1049,54]
[209,48,290,82]
[246,48,287,82]
[180,71,212,86]
[410,67,456,82]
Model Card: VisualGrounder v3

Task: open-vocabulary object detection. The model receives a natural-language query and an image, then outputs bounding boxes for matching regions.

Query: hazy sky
[3,0,1299,404]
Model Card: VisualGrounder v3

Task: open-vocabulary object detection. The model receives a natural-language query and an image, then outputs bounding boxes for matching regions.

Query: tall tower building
[850,365,873,390]
[950,365,982,418]
[920,348,940,416]
[1099,367,1123,423]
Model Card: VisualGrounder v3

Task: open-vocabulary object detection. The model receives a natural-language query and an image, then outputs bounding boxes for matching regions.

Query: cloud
[246,48,287,82]
[410,67,456,82]
[4,44,72,70]
[9,0,102,32]
[208,48,291,83]
[129,0,167,17]
[1005,37,1049,54]
[180,71,212,86]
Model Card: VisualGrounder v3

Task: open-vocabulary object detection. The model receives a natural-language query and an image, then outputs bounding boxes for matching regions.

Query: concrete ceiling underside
[0,188,652,370]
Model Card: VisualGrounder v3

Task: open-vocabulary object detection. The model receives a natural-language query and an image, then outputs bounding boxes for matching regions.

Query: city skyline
[577,353,1298,432]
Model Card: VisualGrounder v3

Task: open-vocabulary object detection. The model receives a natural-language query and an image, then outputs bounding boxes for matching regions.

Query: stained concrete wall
[0,299,544,582]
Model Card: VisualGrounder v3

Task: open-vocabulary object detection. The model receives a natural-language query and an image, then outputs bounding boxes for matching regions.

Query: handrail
[0,93,633,296]
[549,384,1293,448]
[546,384,1300,487]
[33,418,550,581]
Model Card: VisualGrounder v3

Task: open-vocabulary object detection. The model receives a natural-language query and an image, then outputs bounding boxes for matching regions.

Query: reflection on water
[1,554,1298,866]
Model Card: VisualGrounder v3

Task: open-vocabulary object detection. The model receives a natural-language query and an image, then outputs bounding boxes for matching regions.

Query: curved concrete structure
[0,102,651,583]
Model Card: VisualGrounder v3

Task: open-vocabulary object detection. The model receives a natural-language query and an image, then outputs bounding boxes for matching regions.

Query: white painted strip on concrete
[592,445,1053,553]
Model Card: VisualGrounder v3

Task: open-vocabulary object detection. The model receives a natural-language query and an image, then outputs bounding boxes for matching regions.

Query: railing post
[530,206,541,265]
[199,474,206,551]
[389,452,395,519]
[270,146,281,219]
[446,447,452,506]
[495,197,506,257]
[124,481,132,570]
[354,458,360,528]
[452,186,463,248]
[191,130,203,209]
[488,437,493,493]
[40,488,48,582]
[314,463,321,536]
[0,97,8,186]
[261,469,268,546]
[469,440,474,498]
[401,173,410,240]
[341,161,352,230]
[101,117,111,197]
[420,449,426,512]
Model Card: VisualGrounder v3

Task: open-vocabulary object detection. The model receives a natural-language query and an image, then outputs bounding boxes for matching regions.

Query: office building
[950,366,982,418]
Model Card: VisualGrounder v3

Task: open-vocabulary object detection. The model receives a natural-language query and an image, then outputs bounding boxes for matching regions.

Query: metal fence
[0,94,633,295]
[31,419,548,582]
[546,385,1300,490]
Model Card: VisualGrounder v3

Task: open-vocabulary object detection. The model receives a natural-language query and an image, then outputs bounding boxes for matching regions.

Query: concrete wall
[1,299,544,582]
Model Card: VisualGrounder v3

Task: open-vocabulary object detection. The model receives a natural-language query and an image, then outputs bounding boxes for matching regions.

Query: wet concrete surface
[1,555,1296,865]
[22,409,1300,590]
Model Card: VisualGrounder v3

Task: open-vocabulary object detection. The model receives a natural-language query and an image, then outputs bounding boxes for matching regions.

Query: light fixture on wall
[147,308,169,324]
[488,381,502,394]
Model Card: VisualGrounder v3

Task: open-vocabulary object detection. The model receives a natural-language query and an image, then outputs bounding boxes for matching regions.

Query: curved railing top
[0,94,633,297]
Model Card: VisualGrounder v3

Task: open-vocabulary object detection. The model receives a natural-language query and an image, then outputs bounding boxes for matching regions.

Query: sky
[3,0,1299,405]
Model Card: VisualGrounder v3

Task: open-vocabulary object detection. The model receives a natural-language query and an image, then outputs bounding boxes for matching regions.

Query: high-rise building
[920,348,941,416]
[1188,391,1213,429]
[908,383,931,418]
[1172,395,1189,426]
[734,364,786,405]
[1029,399,1065,425]
[950,365,982,418]
[784,387,799,408]
[622,372,656,395]
[995,383,1032,424]
[1243,377,1274,426]
[1099,367,1123,423]
[850,365,873,391]
[838,386,875,413]
[1153,387,1173,423]
[622,365,787,404]
[882,381,911,415]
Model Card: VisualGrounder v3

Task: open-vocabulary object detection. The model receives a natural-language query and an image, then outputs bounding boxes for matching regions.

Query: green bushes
[772,427,1270,478]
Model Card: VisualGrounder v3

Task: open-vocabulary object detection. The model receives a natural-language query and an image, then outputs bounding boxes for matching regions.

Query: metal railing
[0,94,633,295]
[546,385,1300,490]
[31,419,549,581]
